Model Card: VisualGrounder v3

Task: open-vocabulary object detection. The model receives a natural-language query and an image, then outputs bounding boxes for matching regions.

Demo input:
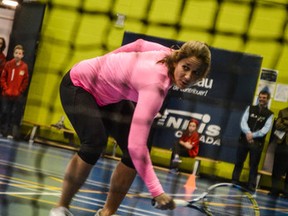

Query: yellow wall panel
[75,14,111,45]
[276,45,288,77]
[24,0,288,136]
[181,0,216,28]
[113,0,149,18]
[245,40,279,68]
[83,0,113,11]
[145,25,177,40]
[212,35,244,51]
[148,0,180,23]
[249,6,286,38]
[51,0,80,8]
[44,9,78,41]
[178,30,211,43]
[216,2,250,34]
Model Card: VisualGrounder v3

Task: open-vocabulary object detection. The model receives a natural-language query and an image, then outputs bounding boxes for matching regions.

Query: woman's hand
[153,193,176,210]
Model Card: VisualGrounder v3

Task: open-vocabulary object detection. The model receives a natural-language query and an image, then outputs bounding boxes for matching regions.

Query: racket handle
[151,198,158,208]
[174,199,189,206]
[152,198,188,208]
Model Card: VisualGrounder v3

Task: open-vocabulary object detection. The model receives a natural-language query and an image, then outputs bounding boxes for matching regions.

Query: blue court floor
[0,138,287,216]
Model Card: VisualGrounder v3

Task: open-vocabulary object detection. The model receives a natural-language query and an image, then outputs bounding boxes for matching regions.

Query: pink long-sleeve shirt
[70,39,172,197]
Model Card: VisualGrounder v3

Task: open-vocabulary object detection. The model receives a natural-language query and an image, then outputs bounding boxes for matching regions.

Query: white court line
[0,168,193,198]
[0,159,112,189]
[0,177,168,216]
[0,192,61,195]
[73,194,168,216]
[0,176,194,198]
[0,142,187,215]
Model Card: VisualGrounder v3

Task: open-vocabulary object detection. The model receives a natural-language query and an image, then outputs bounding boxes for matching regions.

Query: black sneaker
[169,168,180,175]
[246,185,256,194]
[172,157,182,163]
[231,180,241,186]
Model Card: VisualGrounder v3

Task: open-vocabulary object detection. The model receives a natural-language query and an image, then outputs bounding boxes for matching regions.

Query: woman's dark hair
[259,89,271,100]
[0,37,6,52]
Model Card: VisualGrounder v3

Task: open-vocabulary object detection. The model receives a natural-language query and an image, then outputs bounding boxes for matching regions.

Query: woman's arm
[127,85,165,198]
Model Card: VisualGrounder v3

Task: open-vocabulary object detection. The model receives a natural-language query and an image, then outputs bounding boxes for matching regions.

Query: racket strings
[204,186,259,216]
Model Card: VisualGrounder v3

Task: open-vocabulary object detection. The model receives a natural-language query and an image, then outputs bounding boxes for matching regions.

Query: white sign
[274,83,288,102]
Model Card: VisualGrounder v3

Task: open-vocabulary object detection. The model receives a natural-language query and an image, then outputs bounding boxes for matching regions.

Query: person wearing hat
[169,118,200,174]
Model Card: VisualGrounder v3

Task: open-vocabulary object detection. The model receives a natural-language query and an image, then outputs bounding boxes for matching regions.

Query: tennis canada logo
[156,109,221,146]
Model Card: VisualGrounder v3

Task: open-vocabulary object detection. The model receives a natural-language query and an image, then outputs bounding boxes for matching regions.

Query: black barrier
[122,32,262,163]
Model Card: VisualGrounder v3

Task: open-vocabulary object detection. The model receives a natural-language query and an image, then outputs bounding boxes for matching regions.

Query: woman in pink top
[50,39,211,216]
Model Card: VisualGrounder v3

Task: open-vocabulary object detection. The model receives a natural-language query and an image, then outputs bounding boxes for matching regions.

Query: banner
[122,32,263,163]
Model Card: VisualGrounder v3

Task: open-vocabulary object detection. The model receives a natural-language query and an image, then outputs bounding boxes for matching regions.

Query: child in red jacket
[170,118,200,174]
[0,44,29,138]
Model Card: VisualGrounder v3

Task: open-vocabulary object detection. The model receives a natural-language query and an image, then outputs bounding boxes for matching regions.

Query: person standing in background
[232,89,274,193]
[269,107,288,198]
[0,44,29,139]
[0,37,6,74]
[0,37,7,125]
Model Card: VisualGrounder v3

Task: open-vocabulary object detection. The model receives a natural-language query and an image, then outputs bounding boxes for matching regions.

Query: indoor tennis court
[0,138,287,216]
[1,0,288,215]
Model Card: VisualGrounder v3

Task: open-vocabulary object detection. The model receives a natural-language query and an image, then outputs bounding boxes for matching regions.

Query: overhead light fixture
[2,0,19,7]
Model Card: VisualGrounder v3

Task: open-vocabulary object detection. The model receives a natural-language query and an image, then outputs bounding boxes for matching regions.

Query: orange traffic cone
[184,174,196,199]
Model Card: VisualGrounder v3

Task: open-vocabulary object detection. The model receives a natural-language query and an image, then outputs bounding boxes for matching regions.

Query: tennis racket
[152,182,260,216]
